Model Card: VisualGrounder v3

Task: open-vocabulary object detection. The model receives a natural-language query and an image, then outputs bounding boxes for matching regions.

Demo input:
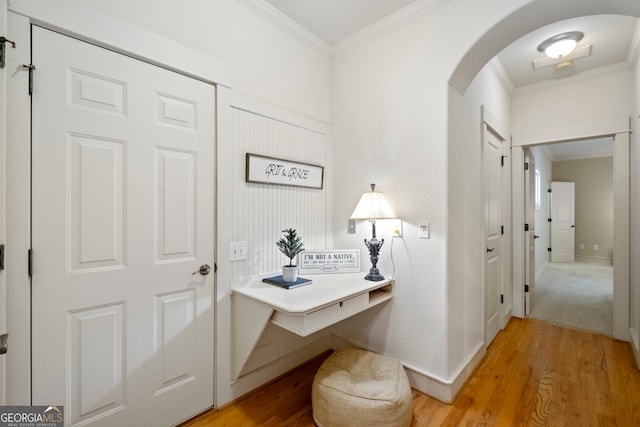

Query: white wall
[330,0,528,400]
[447,63,512,387]
[217,96,333,404]
[512,67,633,139]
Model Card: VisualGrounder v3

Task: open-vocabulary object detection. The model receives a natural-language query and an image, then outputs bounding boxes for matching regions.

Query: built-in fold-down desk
[231,273,393,380]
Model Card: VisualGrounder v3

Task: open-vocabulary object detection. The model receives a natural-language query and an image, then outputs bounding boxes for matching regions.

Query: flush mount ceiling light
[537,31,584,58]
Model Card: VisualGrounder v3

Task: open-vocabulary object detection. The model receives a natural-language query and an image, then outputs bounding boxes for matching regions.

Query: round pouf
[312,348,412,427]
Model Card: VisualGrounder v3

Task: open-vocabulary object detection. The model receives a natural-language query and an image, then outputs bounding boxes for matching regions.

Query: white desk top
[232,273,391,314]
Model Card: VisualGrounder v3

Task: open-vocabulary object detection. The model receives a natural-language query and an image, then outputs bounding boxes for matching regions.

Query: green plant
[276,228,305,267]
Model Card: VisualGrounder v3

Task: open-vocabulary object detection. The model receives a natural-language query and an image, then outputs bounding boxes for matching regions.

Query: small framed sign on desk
[298,250,360,274]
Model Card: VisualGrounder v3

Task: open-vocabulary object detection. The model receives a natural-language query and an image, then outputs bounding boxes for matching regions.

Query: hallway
[530,262,613,336]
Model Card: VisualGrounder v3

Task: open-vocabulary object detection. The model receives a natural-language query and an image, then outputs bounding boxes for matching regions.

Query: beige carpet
[529,262,613,336]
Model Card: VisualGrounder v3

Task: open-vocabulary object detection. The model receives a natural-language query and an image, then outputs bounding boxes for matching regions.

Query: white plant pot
[282,265,299,283]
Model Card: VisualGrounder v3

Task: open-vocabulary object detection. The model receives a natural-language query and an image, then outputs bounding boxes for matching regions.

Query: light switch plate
[230,241,247,261]
[419,221,430,239]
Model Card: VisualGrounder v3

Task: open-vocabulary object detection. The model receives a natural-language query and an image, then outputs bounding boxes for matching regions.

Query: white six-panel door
[551,181,576,263]
[484,124,504,345]
[31,26,215,426]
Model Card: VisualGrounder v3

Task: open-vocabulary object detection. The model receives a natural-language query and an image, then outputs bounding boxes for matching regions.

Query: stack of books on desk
[263,275,312,289]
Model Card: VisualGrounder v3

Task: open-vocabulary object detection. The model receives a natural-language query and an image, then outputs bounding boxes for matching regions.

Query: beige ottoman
[312,348,413,427]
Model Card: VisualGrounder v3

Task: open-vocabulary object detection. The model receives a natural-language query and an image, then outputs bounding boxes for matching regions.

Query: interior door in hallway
[483,124,504,345]
[551,181,575,262]
[524,150,536,316]
[31,27,215,426]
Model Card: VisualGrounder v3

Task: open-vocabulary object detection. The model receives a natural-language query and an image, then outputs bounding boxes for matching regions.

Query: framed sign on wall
[245,153,324,189]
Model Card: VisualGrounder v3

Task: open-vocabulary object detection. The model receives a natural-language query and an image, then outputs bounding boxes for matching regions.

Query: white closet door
[31,26,215,426]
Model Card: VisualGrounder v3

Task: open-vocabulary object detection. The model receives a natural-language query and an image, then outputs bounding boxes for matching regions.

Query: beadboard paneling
[230,107,329,280]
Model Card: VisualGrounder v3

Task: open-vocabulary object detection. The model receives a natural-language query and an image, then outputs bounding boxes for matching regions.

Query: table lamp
[350,183,395,281]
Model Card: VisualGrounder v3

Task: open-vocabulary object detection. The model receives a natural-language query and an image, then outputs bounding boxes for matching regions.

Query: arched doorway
[448,0,639,343]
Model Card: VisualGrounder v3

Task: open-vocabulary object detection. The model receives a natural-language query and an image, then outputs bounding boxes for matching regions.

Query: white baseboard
[630,328,640,369]
[331,334,486,403]
[403,343,486,403]
[575,255,613,266]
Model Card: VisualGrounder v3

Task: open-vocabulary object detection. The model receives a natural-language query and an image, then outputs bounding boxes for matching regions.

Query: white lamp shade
[350,191,395,220]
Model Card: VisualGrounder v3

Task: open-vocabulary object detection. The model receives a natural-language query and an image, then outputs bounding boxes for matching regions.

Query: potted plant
[276,228,305,282]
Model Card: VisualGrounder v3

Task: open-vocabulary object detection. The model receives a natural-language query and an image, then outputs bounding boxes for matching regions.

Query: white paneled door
[31,27,215,426]
[483,124,504,346]
[551,182,576,263]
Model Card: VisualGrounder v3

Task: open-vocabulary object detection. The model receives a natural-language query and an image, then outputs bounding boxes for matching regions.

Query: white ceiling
[263,0,638,159]
[542,137,613,161]
[264,0,417,45]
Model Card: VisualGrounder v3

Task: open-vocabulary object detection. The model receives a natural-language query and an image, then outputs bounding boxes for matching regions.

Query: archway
[450,0,640,93]
[448,0,639,342]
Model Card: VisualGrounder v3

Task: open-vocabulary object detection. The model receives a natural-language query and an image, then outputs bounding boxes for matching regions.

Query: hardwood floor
[182,318,640,426]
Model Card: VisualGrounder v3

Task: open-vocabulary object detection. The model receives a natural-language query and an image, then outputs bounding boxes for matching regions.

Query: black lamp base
[364,269,385,282]
[364,221,385,281]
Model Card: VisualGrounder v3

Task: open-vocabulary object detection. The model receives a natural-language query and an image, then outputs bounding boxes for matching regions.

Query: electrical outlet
[391,220,403,237]
[348,219,356,234]
[593,244,599,251]
[230,241,247,261]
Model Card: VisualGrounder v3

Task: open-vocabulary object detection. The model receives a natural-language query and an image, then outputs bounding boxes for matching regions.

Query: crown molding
[513,62,633,95]
[235,0,331,56]
[237,0,452,57]
[627,20,640,66]
[489,57,515,96]
[332,0,451,54]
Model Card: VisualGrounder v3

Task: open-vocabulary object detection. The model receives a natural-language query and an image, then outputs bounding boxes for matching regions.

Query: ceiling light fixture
[537,31,584,58]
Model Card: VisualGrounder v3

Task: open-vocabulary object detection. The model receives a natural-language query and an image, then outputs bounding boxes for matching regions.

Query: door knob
[192,264,211,276]
[534,235,540,239]
[486,248,495,253]
[0,333,8,355]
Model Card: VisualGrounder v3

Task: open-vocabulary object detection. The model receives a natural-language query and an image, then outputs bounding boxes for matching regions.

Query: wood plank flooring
[182,318,640,426]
